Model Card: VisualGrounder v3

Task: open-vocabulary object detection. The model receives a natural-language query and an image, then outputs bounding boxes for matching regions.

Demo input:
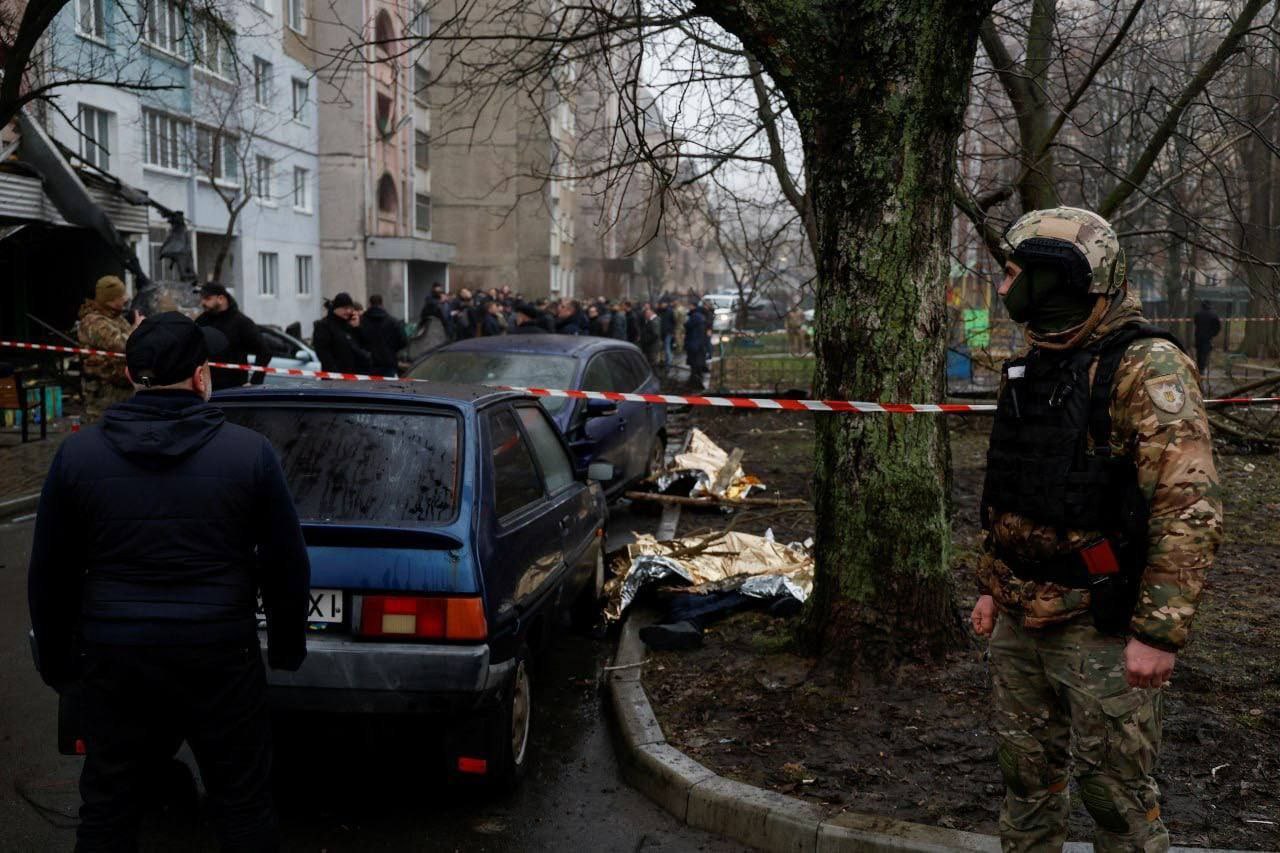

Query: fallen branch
[625,491,812,508]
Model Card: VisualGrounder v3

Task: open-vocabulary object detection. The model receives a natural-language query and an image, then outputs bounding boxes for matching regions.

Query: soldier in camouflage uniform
[77,276,139,423]
[970,207,1222,852]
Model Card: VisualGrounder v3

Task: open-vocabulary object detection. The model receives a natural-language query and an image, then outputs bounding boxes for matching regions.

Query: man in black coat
[511,302,549,334]
[28,312,310,851]
[195,283,271,389]
[359,294,409,376]
[312,292,373,373]
[1192,300,1222,377]
[684,304,710,388]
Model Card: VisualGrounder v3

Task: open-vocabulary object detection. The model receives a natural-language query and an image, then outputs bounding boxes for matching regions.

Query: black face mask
[1001,265,1096,332]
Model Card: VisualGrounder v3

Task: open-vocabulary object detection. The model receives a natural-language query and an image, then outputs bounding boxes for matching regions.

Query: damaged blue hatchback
[215,380,609,787]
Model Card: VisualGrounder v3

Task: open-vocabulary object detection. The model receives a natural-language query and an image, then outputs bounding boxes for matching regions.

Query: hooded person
[195,283,272,390]
[77,275,139,423]
[312,292,373,373]
[28,311,310,851]
[970,207,1222,852]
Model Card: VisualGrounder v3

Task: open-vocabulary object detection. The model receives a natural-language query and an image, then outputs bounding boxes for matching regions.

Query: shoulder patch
[1144,373,1187,414]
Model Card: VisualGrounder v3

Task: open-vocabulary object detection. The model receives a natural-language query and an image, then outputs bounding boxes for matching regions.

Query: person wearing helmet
[969,207,1222,852]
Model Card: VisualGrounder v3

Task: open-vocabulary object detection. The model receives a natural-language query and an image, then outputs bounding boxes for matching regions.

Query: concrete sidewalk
[0,423,71,518]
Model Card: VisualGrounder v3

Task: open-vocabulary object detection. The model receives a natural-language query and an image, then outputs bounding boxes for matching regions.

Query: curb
[0,492,40,521]
[608,609,1258,853]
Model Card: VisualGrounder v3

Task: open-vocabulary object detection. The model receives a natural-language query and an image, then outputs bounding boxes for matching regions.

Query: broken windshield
[224,407,460,524]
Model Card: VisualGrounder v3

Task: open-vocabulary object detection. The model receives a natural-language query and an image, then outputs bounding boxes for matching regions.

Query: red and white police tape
[4,338,1280,413]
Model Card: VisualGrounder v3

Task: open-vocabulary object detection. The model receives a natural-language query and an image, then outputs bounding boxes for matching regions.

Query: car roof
[213,379,525,408]
[433,334,639,358]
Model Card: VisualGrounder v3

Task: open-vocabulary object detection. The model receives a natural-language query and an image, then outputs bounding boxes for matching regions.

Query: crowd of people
[313,282,720,387]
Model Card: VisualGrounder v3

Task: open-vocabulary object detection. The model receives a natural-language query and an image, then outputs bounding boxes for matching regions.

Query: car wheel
[491,648,533,790]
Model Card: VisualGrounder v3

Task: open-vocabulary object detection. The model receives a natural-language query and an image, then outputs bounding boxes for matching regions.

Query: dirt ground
[640,409,1280,850]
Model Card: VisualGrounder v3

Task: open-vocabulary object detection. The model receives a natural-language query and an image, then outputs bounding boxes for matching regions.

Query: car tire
[490,647,533,790]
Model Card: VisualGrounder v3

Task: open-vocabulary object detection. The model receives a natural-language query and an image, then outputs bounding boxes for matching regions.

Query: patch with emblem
[1144,374,1187,414]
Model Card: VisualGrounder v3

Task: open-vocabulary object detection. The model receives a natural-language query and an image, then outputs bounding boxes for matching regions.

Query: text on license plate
[255,589,344,626]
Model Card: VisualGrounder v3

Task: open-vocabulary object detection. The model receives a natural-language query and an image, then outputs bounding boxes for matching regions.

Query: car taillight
[355,595,487,641]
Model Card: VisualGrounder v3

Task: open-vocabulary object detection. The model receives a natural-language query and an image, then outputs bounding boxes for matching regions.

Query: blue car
[215,380,609,787]
[407,336,667,500]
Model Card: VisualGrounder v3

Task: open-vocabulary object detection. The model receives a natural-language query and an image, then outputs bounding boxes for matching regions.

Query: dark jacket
[481,312,504,337]
[27,391,310,687]
[1193,307,1222,349]
[313,312,372,373]
[451,301,478,340]
[609,310,629,341]
[195,300,270,390]
[659,306,675,337]
[359,306,409,376]
[684,307,709,353]
[640,315,662,359]
[419,297,454,341]
[512,320,548,335]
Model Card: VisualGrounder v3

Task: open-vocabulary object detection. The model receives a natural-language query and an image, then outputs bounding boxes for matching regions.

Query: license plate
[256,589,345,627]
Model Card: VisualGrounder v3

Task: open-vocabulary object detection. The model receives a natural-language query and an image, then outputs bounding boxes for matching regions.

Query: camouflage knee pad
[996,737,1053,798]
[1079,774,1130,833]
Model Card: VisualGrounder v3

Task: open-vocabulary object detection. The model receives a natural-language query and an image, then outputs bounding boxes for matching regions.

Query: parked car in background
[253,325,322,382]
[216,380,610,787]
[407,336,667,500]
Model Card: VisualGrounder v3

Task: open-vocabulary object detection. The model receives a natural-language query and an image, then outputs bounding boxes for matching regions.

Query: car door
[624,350,665,470]
[514,404,598,599]
[603,351,650,481]
[480,405,566,645]
[580,353,629,484]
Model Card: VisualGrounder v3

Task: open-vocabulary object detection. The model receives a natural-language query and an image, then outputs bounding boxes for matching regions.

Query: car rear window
[223,407,460,524]
[408,351,577,415]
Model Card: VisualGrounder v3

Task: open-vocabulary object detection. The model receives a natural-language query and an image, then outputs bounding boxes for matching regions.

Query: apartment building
[313,0,454,322]
[27,0,325,330]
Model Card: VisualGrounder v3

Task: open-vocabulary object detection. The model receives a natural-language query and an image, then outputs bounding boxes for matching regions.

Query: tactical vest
[981,323,1182,541]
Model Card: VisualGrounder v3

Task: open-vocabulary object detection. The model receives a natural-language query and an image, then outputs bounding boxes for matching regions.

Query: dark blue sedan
[407,336,668,500]
[215,380,609,787]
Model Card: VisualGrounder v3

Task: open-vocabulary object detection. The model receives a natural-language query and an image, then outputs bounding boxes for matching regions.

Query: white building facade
[42,0,324,330]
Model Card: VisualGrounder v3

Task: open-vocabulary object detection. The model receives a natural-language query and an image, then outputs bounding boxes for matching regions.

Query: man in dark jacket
[419,284,454,342]
[511,302,549,334]
[313,292,373,373]
[609,303,629,341]
[640,304,663,369]
[359,294,409,376]
[658,301,676,367]
[196,283,272,390]
[684,304,710,388]
[28,312,310,852]
[1192,301,1222,377]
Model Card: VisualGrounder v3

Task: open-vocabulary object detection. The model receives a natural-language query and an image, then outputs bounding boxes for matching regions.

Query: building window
[143,109,186,171]
[296,255,313,296]
[253,57,272,106]
[376,173,397,215]
[195,126,238,182]
[414,61,429,103]
[193,13,234,78]
[291,78,309,122]
[414,130,429,170]
[79,105,111,170]
[375,92,394,137]
[293,166,309,210]
[77,0,106,38]
[415,193,430,232]
[258,252,279,297]
[255,155,273,200]
[287,0,304,33]
[374,10,394,51]
[143,0,184,55]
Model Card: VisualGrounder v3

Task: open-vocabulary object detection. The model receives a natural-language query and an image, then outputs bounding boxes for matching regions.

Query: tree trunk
[1238,47,1278,358]
[790,4,986,665]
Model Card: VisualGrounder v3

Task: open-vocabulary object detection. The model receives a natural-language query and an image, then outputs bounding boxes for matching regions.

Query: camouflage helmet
[1003,206,1126,297]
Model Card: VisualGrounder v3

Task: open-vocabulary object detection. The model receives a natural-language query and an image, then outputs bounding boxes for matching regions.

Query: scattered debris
[654,428,766,500]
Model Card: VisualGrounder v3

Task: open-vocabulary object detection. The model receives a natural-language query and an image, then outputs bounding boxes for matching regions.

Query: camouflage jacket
[77,299,132,386]
[976,291,1223,651]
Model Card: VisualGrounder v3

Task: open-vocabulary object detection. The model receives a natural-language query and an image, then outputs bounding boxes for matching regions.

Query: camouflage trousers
[81,379,133,424]
[990,613,1168,853]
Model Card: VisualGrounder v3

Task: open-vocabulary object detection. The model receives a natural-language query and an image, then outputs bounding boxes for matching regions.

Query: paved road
[0,513,737,852]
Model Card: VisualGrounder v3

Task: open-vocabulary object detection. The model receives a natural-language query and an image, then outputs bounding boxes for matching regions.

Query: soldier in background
[971,207,1221,853]
[77,275,142,423]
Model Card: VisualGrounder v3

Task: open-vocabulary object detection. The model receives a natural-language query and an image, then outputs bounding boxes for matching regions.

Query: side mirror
[583,398,619,418]
[294,350,307,360]
[587,462,614,482]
